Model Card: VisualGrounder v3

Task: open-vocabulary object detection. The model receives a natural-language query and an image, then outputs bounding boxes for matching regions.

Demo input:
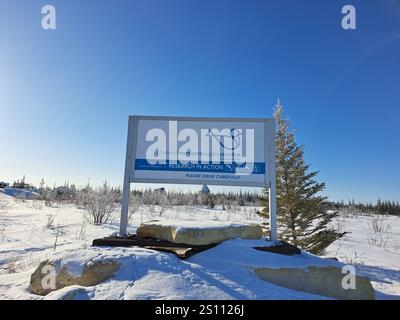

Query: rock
[137,221,263,245]
[254,266,375,300]
[30,260,120,296]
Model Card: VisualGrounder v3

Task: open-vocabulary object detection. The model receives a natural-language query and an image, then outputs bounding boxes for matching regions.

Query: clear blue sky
[0,0,399,202]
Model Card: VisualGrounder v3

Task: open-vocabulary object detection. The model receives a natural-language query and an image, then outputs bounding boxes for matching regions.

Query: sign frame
[119,115,277,243]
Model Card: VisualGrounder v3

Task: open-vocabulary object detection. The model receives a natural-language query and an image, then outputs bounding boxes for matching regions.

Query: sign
[130,116,275,186]
[119,116,277,242]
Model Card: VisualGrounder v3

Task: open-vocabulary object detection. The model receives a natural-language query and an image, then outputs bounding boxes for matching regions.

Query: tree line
[330,199,400,216]
[12,178,398,217]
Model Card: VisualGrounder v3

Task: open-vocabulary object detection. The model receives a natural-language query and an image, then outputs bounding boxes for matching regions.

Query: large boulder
[137,220,263,245]
[255,266,375,300]
[30,260,120,296]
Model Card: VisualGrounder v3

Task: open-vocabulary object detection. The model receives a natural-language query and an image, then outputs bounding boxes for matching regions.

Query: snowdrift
[0,188,39,200]
[30,239,374,300]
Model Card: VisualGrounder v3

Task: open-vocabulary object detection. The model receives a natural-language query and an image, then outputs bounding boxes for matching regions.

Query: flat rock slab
[136,220,263,246]
[92,235,218,259]
[255,266,375,300]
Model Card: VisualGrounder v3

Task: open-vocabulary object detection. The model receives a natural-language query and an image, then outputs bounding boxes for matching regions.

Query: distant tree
[258,100,345,254]
[39,178,46,192]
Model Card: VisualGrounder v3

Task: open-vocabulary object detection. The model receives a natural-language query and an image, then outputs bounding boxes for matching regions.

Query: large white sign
[127,116,275,187]
[119,116,277,241]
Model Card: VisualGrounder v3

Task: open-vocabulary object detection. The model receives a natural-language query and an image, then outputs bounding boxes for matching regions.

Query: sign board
[129,116,275,187]
[119,116,277,242]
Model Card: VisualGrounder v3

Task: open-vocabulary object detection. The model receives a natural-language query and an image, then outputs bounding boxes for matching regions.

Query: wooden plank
[254,241,301,255]
[92,235,218,259]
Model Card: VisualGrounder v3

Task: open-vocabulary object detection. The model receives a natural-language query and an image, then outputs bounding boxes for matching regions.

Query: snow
[0,192,14,201]
[0,194,399,300]
[0,188,39,200]
[324,212,400,296]
[141,219,257,230]
[35,241,336,300]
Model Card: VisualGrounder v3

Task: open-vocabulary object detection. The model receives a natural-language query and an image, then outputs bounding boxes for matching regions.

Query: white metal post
[268,119,278,243]
[119,117,135,237]
[269,183,277,243]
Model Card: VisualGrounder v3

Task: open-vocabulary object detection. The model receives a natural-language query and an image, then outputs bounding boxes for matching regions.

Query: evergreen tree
[258,100,345,254]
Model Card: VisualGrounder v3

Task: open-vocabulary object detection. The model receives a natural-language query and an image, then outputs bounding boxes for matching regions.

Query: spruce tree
[258,100,345,255]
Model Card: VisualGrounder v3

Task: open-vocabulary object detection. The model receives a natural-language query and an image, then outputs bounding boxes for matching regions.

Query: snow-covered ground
[0,191,399,300]
[324,212,400,296]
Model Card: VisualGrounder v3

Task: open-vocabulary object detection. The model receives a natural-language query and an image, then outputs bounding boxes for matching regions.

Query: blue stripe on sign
[135,159,265,174]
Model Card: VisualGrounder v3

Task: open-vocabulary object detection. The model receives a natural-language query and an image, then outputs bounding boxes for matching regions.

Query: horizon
[1,0,399,202]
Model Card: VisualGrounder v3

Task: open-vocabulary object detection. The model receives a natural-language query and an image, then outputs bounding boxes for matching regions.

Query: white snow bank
[30,238,348,300]
[191,238,343,270]
[0,200,399,300]
[141,219,257,230]
[0,192,14,202]
[0,188,39,200]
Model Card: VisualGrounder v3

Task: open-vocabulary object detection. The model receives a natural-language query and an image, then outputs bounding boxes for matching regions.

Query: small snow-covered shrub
[79,182,117,226]
[41,189,57,207]
[45,213,57,230]
[128,194,142,223]
[76,220,88,240]
[142,190,171,217]
[53,224,65,251]
[338,251,365,266]
[225,209,232,221]
[368,215,392,248]
[28,200,44,210]
[3,256,17,274]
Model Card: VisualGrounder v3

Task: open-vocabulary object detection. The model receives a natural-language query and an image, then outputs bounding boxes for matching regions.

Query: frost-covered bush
[128,194,142,222]
[368,215,392,248]
[44,213,57,230]
[141,189,171,217]
[79,182,118,225]
[40,188,58,207]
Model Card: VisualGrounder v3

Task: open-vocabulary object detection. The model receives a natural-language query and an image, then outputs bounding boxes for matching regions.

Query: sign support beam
[119,117,135,237]
[268,119,278,243]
